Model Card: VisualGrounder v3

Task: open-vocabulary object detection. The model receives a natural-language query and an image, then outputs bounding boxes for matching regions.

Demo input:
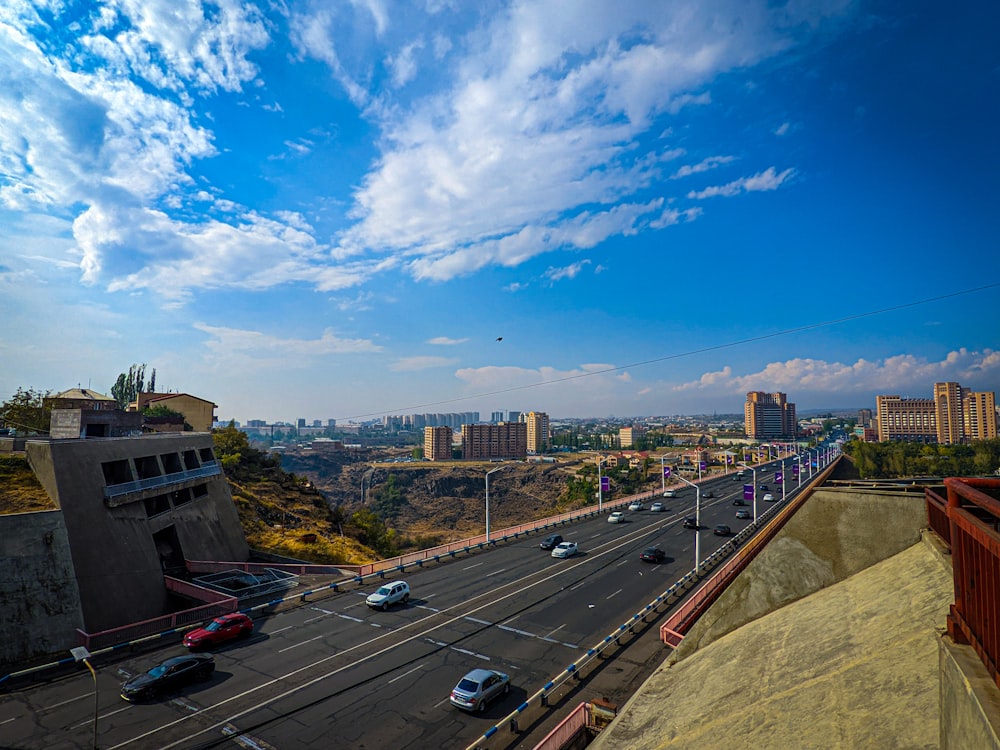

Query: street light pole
[674,473,700,571]
[660,455,667,496]
[71,646,98,749]
[738,462,758,524]
[597,456,609,512]
[485,465,509,541]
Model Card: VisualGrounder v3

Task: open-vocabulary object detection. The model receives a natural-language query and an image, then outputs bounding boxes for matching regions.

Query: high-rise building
[491,411,505,424]
[877,383,999,444]
[524,411,550,453]
[744,392,797,440]
[423,426,453,461]
[857,409,873,428]
[461,422,527,460]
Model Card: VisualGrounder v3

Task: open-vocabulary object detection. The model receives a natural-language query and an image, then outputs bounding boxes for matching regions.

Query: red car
[183,613,253,649]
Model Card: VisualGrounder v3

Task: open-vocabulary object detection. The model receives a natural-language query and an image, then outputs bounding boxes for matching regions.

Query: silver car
[366,580,410,610]
[450,668,510,712]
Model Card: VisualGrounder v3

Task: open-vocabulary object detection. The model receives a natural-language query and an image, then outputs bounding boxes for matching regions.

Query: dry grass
[0,454,56,514]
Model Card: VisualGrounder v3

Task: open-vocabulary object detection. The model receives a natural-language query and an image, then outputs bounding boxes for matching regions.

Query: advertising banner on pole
[699,461,706,472]
[600,476,610,492]
[743,484,754,501]
[775,471,783,484]
[663,466,671,479]
[793,464,800,477]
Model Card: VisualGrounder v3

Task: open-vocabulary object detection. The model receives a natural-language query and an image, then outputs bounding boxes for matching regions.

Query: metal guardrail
[103,461,221,499]
[937,477,1000,691]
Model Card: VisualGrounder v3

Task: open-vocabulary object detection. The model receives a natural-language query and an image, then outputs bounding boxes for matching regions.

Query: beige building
[523,411,550,453]
[876,383,997,444]
[423,426,453,461]
[744,391,797,440]
[132,392,217,432]
[619,425,646,448]
[461,422,527,460]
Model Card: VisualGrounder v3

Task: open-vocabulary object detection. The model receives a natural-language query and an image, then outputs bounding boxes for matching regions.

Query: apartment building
[744,392,797,440]
[875,382,998,444]
[461,422,527,460]
[523,411,550,453]
[423,426,453,461]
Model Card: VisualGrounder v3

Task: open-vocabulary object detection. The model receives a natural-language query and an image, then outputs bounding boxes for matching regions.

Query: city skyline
[1,2,998,423]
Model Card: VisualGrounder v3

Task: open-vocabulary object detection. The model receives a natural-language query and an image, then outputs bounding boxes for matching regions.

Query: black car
[120,654,214,701]
[539,534,563,550]
[759,484,768,491]
[713,524,732,536]
[703,491,715,499]
[683,516,698,529]
[639,547,666,563]
[732,498,746,506]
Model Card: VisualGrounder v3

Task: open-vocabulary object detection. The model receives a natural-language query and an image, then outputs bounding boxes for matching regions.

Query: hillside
[0,454,55,513]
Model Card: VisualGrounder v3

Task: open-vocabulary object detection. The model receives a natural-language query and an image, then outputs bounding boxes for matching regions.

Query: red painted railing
[925,487,950,545]
[939,477,1000,691]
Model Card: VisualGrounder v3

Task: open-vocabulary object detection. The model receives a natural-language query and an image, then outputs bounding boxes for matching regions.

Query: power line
[335,281,1000,421]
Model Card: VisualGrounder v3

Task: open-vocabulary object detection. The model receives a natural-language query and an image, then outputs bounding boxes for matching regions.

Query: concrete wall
[0,511,84,667]
[672,487,930,661]
[939,636,1000,749]
[25,434,248,633]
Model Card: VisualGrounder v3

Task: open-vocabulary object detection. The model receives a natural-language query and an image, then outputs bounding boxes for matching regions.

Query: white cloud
[193,323,382,366]
[686,167,795,200]
[428,336,468,345]
[391,355,458,371]
[544,260,591,283]
[774,121,790,136]
[672,155,736,179]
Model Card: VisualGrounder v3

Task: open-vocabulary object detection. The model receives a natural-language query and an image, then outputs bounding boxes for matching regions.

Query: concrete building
[132,392,218,432]
[744,391,797,440]
[524,411,550,453]
[858,408,873,427]
[964,390,998,440]
[876,382,997,444]
[876,394,937,442]
[461,422,527,460]
[0,432,248,666]
[423,426,453,461]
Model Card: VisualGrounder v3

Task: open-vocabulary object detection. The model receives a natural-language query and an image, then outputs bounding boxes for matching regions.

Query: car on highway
[120,654,214,702]
[551,541,579,558]
[628,500,644,511]
[683,516,698,529]
[663,489,677,498]
[607,511,625,524]
[763,493,775,502]
[183,613,253,650]
[736,509,751,519]
[649,502,665,512]
[759,484,768,491]
[539,534,563,550]
[639,547,666,563]
[713,524,732,536]
[703,490,714,498]
[366,580,410,610]
[733,498,746,506]
[449,668,510,712]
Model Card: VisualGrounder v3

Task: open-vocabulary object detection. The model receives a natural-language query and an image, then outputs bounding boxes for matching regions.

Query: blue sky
[1,1,998,424]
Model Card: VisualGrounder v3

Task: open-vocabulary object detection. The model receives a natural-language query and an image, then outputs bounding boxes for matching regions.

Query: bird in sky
[496,337,503,342]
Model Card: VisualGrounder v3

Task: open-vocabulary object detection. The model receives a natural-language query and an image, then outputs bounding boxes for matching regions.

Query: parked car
[449,668,510,712]
[120,654,214,702]
[539,534,563,550]
[551,541,579,558]
[183,613,253,650]
[639,547,666,563]
[366,580,410,610]
[763,493,775,502]
[663,489,677,498]
[736,509,751,519]
[649,502,665,513]
[607,511,625,524]
[714,524,732,536]
[628,501,644,511]
[683,516,698,529]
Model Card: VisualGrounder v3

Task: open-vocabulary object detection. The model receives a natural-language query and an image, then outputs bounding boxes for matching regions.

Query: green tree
[0,387,52,434]
[110,363,157,409]
[351,508,398,557]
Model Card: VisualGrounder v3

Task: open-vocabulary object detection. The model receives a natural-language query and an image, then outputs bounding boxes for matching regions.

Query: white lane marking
[0,718,15,726]
[387,664,424,685]
[462,562,483,570]
[486,568,508,577]
[278,633,327,653]
[40,692,92,711]
[337,613,365,624]
[465,617,492,626]
[268,625,294,635]
[496,625,535,638]
[451,647,490,661]
[415,604,440,612]
[543,624,565,640]
[72,705,134,729]
[616,559,630,567]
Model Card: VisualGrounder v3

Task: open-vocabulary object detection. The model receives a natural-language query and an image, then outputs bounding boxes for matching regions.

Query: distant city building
[744,392,797,440]
[423,426,453,461]
[461,422,527,460]
[297,418,306,428]
[247,419,267,428]
[507,411,521,424]
[619,425,646,448]
[524,411,550,453]
[491,410,505,424]
[876,382,997,444]
[327,419,337,428]
[857,408,873,428]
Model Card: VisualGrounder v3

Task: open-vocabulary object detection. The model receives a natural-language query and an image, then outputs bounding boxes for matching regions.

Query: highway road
[0,461,804,750]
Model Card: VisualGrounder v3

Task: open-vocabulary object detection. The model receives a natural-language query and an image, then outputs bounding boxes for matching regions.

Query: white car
[663,489,677,498]
[763,493,775,502]
[551,541,579,558]
[649,502,665,512]
[607,511,625,524]
[366,580,410,610]
[628,501,643,511]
